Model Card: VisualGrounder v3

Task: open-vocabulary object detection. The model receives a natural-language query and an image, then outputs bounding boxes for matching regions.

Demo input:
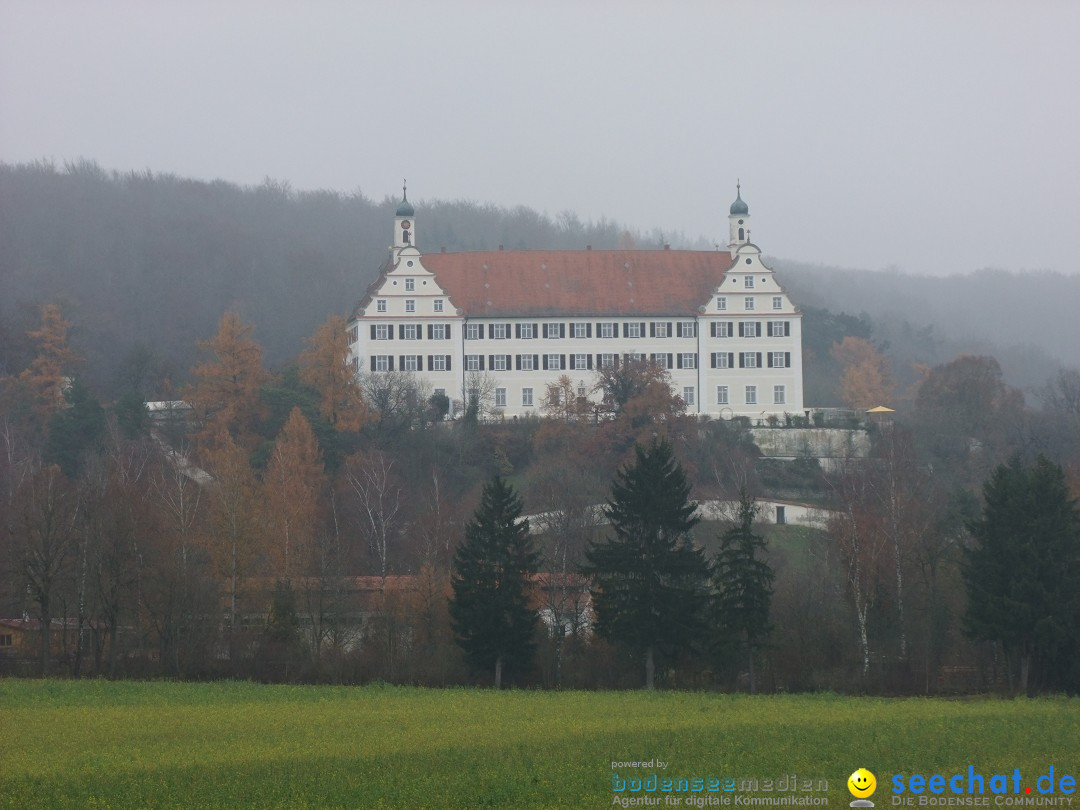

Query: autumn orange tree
[202,432,262,662]
[263,407,326,581]
[299,314,369,432]
[187,312,270,449]
[831,336,893,409]
[19,304,80,423]
[541,375,590,423]
[593,360,689,457]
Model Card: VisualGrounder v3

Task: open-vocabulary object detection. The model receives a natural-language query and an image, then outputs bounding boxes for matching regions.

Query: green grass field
[1,681,1077,809]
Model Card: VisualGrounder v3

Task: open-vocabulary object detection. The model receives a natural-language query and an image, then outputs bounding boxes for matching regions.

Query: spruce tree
[963,455,1080,695]
[712,491,774,693]
[583,439,709,689]
[450,476,539,687]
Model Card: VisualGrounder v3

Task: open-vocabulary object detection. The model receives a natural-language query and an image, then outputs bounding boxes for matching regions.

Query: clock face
[401,220,411,230]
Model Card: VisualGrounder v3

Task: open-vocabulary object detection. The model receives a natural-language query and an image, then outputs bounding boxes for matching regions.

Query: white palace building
[346,186,804,420]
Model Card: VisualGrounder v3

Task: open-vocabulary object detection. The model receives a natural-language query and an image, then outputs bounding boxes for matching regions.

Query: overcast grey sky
[2,1,1078,275]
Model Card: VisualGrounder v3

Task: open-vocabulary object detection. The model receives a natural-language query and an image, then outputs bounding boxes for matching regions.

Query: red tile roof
[420,249,734,317]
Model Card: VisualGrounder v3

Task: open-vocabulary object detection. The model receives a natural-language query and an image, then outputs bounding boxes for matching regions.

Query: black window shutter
[428,355,433,369]
[515,324,521,338]
[399,355,405,370]
[370,356,376,371]
[515,355,521,370]
[739,353,745,368]
[639,322,645,337]
[586,324,592,338]
[767,353,773,368]
[587,355,593,370]
[446,356,452,371]
[711,322,717,338]
[677,354,683,369]
[559,354,565,370]
[757,321,762,337]
[426,324,432,340]
[488,355,494,370]
[785,322,791,337]
[370,325,377,339]
[710,353,717,369]
[478,324,485,339]
[668,322,673,337]
[559,323,565,338]
[417,356,424,371]
[612,323,619,338]
[543,355,549,370]
[785,352,791,367]
[623,322,630,336]
[532,354,538,369]
[667,353,673,368]
[595,322,602,337]
[505,322,511,337]
[388,356,395,371]
[650,322,656,337]
[728,353,735,368]
[756,352,762,367]
[738,322,745,337]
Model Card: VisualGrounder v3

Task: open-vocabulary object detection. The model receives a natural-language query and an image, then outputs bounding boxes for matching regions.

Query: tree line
[2,303,1079,693]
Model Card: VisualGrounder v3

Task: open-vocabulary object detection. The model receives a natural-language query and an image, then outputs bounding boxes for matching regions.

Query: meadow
[1,680,1077,809]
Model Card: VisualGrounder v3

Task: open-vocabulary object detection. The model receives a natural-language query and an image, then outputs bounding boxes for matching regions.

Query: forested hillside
[4,167,1080,690]
[1,160,1073,405]
[0,161,636,394]
[777,260,1075,395]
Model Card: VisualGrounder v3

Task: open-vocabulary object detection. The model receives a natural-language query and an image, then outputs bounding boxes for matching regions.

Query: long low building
[347,185,803,419]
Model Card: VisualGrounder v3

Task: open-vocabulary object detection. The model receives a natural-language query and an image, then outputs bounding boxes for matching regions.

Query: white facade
[347,189,804,420]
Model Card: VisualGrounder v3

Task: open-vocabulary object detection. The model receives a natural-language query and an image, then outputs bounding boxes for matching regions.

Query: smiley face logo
[848,769,877,799]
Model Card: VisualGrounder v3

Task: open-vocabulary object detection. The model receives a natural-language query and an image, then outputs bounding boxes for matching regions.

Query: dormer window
[377,299,387,313]
[405,278,415,291]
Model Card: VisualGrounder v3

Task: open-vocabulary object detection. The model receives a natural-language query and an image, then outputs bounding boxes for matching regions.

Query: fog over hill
[0,161,1072,401]
[774,259,1076,394]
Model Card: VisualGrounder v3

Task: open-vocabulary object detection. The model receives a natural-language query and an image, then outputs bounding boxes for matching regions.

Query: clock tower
[393,182,415,255]
[727,182,751,257]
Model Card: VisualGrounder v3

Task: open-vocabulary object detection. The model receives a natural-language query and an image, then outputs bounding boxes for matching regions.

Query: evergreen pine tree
[583,439,709,689]
[712,491,774,693]
[963,455,1080,694]
[450,476,539,687]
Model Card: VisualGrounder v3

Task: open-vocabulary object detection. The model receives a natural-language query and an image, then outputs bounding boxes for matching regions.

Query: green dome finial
[730,180,749,216]
[396,180,415,217]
